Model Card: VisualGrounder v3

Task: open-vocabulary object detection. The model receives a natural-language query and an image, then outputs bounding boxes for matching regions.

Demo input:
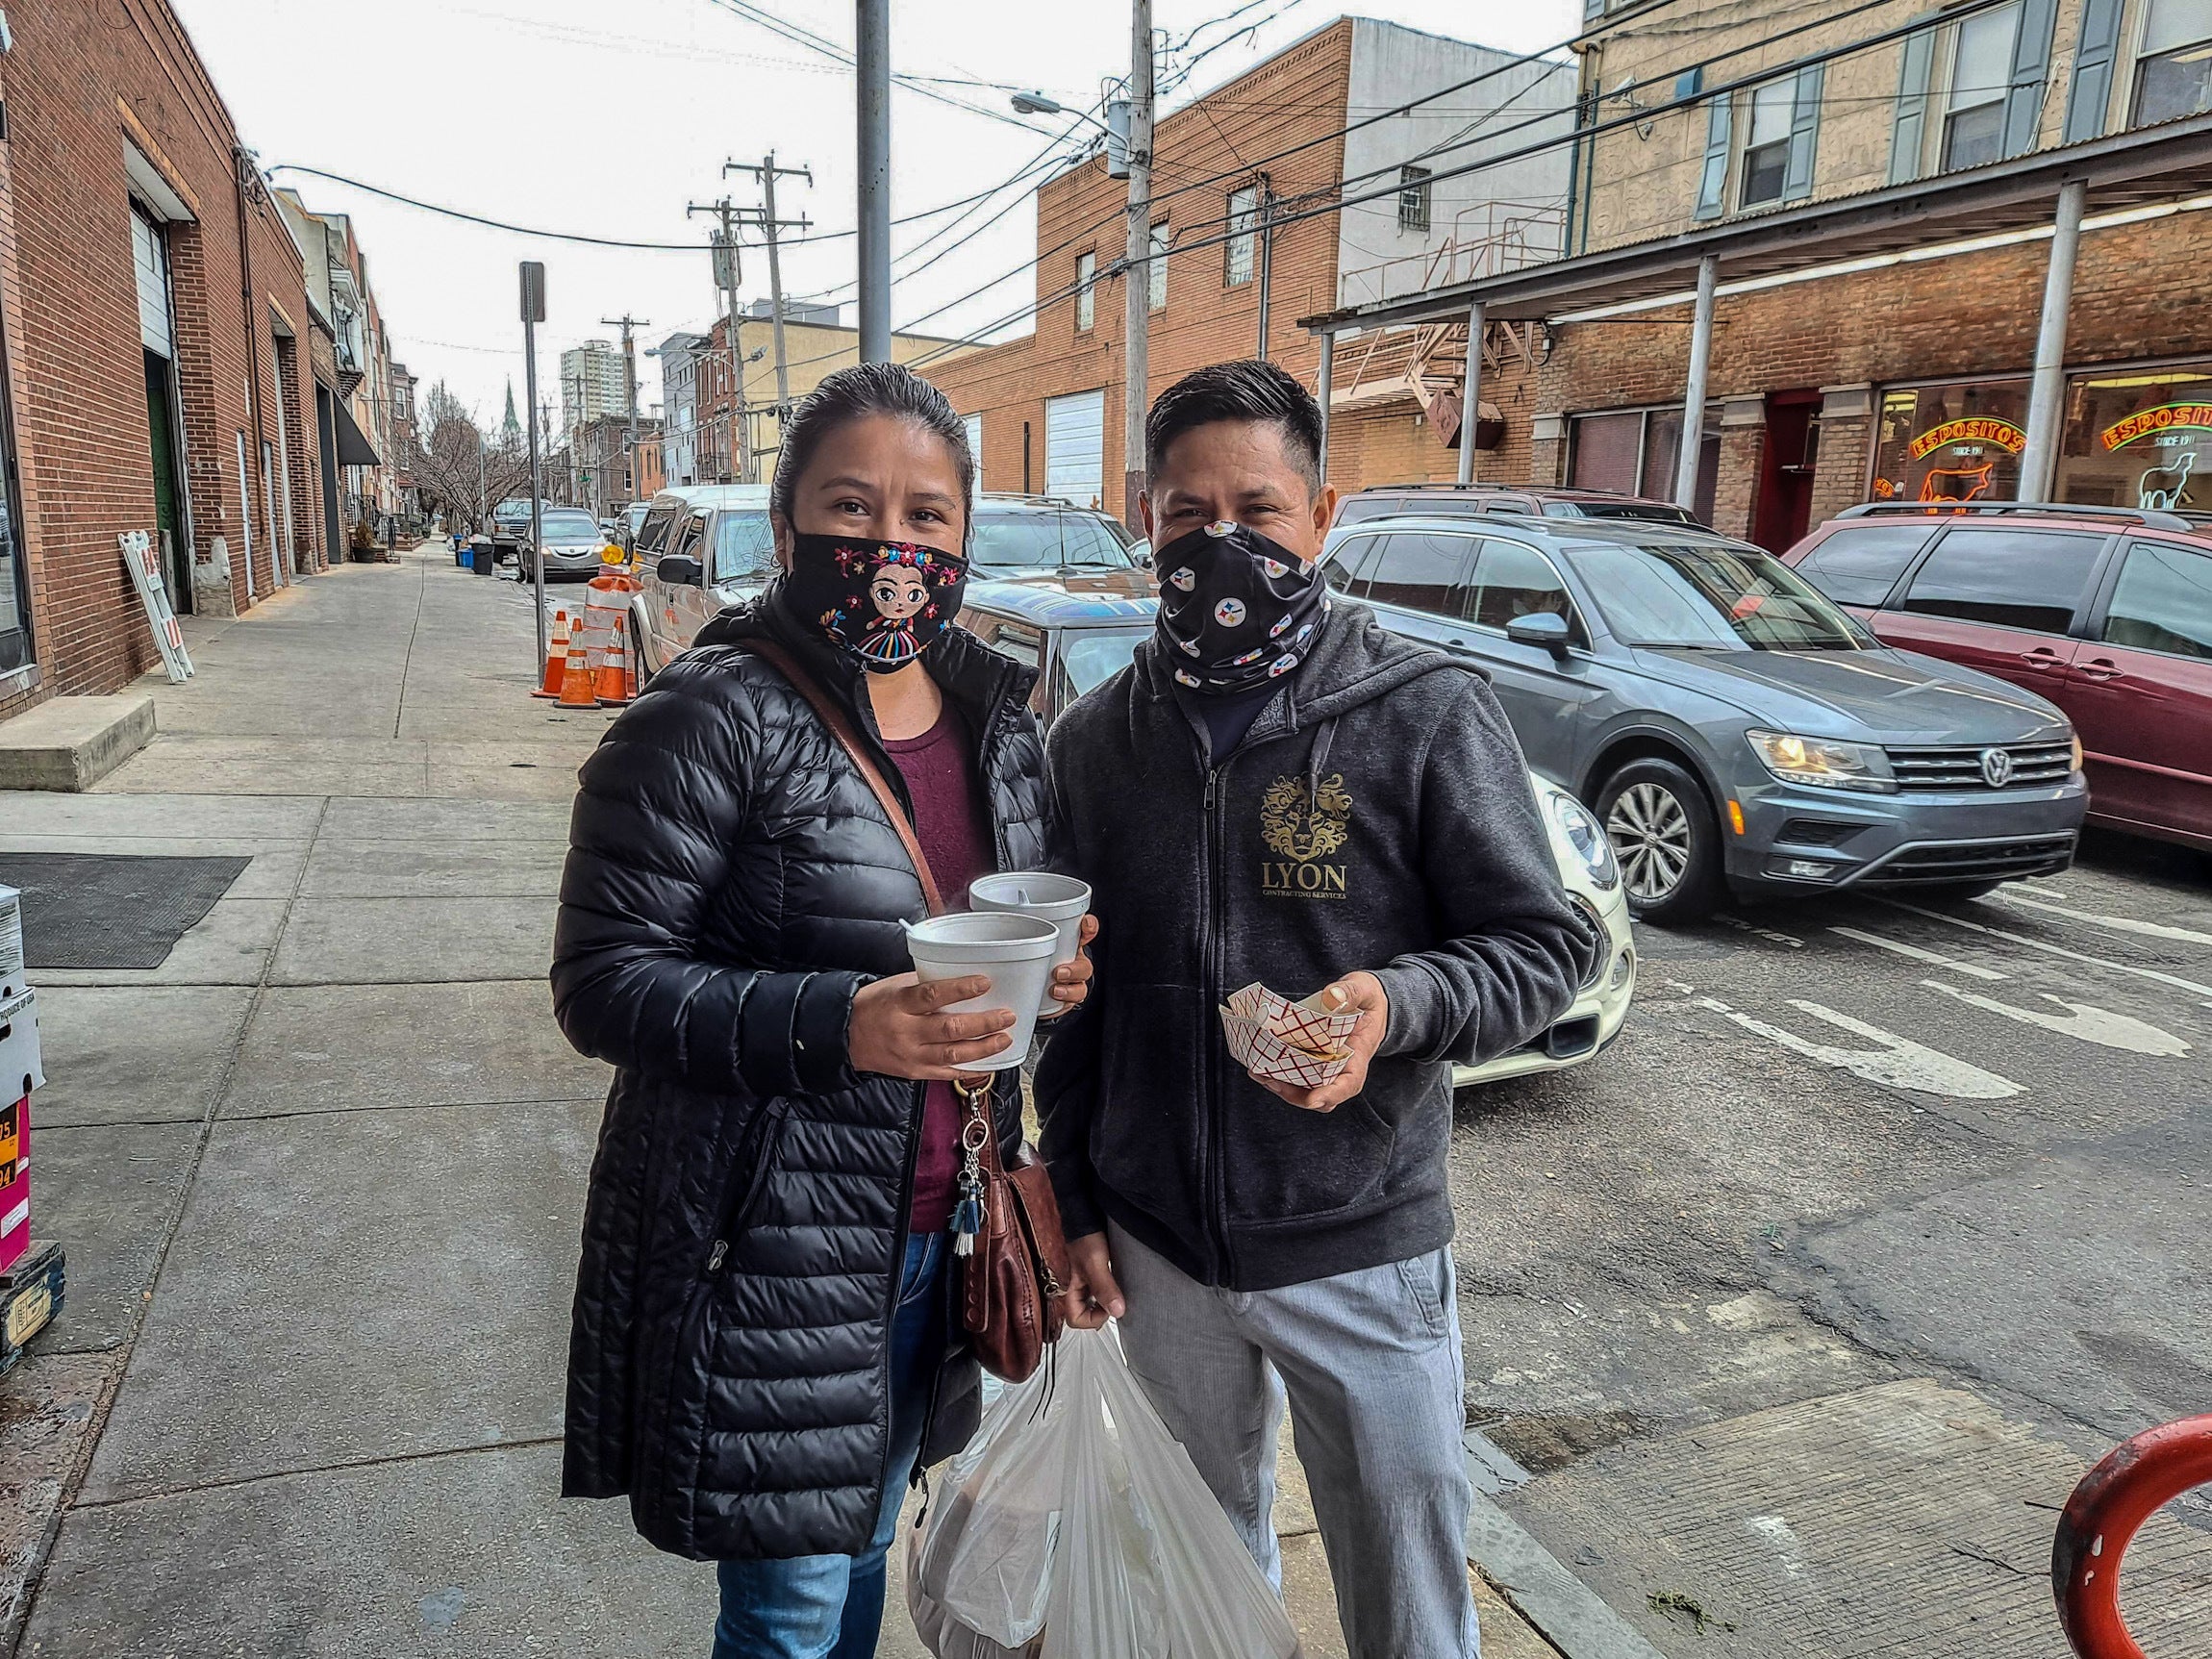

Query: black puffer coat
[552,592,1050,1562]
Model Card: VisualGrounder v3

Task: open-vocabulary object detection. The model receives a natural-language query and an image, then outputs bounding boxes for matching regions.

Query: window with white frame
[1739,79,1797,207]
[1943,2,2020,170]
[1397,165,1432,232]
[1224,187,1258,287]
[1074,250,1096,332]
[2135,0,2212,123]
[1148,222,1169,313]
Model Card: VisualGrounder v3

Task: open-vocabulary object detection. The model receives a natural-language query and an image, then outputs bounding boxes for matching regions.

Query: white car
[1452,773,1636,1088]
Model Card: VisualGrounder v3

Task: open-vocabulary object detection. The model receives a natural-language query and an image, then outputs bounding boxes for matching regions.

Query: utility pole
[599,314,651,509]
[856,0,891,362]
[1265,171,1283,360]
[688,199,747,483]
[723,154,812,471]
[1122,0,1154,532]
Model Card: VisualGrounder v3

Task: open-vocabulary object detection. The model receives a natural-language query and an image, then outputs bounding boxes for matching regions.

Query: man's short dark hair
[1145,360,1322,495]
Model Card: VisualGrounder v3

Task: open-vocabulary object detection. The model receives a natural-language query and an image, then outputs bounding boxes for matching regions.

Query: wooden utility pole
[1121,0,1154,531]
[725,155,812,420]
[598,314,650,508]
[687,199,746,482]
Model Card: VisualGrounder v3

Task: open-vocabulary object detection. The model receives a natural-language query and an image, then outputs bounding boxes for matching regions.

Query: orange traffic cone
[556,629,598,708]
[595,614,634,707]
[530,611,570,699]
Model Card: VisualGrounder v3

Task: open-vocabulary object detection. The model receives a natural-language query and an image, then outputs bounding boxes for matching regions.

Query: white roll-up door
[1045,389,1105,511]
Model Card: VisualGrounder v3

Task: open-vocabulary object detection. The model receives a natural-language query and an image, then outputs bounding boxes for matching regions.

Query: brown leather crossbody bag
[747,638,1070,1383]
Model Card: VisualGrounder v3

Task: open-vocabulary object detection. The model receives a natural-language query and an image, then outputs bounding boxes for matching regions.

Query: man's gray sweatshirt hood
[1035,597,1596,1293]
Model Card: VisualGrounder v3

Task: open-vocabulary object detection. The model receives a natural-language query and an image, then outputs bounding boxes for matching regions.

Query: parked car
[1320,514,2087,922]
[622,500,650,547]
[516,508,612,583]
[957,576,1636,1087]
[1782,502,2212,853]
[632,489,1148,672]
[490,497,556,566]
[1334,482,1702,531]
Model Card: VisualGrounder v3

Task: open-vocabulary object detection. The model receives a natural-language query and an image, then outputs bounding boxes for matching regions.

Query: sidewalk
[0,549,1556,1656]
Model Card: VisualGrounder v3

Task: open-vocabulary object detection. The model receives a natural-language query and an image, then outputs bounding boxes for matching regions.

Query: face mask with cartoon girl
[777,534,971,672]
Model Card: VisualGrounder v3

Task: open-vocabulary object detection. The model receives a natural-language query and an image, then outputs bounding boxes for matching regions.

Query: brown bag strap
[747,637,945,917]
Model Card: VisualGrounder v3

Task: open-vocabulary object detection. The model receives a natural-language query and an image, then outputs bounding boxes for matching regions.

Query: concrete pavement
[0,550,1559,1657]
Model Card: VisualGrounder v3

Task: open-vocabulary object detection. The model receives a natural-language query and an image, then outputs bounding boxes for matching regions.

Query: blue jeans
[712,1231,950,1659]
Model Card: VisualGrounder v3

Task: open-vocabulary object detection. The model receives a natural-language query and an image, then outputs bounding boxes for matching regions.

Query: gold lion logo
[1260,773,1351,863]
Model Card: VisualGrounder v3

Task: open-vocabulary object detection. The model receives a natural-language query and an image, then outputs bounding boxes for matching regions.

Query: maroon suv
[1782,503,2212,851]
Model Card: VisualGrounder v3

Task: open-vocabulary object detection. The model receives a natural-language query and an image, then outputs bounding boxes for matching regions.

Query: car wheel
[1597,758,1722,925]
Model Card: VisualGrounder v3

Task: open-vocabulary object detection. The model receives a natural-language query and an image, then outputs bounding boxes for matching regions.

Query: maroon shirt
[882,700,995,1234]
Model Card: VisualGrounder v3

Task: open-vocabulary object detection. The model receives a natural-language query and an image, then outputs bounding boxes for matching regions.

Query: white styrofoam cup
[904,911,1062,1070]
[967,871,1093,1017]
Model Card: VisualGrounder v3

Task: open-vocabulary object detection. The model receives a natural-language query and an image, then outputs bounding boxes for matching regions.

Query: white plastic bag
[909,1325,1303,1659]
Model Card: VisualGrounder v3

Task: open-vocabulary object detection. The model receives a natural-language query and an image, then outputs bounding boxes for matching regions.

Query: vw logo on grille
[1979,746,2016,788]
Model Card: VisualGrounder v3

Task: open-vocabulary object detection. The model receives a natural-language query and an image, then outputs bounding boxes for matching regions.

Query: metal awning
[332,399,380,467]
[1299,113,2212,333]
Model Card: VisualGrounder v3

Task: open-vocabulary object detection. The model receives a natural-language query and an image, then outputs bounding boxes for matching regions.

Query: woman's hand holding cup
[847,973,1016,1080]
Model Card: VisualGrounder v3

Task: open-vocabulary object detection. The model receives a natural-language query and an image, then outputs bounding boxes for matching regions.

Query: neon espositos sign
[2099,402,2212,451]
[1906,417,2026,461]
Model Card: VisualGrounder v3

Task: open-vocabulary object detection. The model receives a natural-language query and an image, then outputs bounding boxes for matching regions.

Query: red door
[1868,523,2104,700]
[2064,537,2212,845]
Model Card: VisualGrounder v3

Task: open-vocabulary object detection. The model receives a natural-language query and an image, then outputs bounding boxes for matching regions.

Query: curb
[1465,1437,1667,1659]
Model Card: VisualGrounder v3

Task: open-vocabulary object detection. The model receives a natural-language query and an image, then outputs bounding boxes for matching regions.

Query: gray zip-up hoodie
[1033,598,1596,1293]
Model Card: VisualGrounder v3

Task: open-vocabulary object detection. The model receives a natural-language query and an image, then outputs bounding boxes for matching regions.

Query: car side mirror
[1130,543,1152,569]
[1504,612,1573,656]
[658,554,704,588]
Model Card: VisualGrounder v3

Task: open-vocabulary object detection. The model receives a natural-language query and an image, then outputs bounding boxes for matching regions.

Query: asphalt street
[1452,829,2212,1654]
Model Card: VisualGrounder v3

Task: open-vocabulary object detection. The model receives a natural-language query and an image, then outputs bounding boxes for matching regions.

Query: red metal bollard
[2052,1413,2212,1658]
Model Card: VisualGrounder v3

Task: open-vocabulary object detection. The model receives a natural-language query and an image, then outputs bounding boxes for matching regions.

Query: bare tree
[409,381,535,534]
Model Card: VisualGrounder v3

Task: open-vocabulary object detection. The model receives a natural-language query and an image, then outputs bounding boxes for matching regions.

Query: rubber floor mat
[0,853,250,969]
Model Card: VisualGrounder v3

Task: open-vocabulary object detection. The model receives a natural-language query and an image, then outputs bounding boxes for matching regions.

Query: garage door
[1045,390,1105,511]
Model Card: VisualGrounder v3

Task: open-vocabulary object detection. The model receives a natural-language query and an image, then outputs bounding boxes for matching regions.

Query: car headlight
[1546,790,1620,891]
[2070,732,2084,773]
[1746,730,1897,793]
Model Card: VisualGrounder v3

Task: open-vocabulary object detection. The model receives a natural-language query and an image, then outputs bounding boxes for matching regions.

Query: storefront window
[1870,379,2029,504]
[1568,405,1719,519]
[2052,364,2212,512]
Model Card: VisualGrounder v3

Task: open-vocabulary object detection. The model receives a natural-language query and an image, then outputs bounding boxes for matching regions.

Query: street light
[1011,90,1064,115]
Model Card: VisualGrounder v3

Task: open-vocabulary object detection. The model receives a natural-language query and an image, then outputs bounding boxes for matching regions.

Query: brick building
[1307,0,2212,548]
[927,16,1575,523]
[0,0,347,721]
[689,305,968,485]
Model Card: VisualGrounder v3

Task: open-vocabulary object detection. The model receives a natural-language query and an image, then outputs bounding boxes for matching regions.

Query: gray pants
[1109,1221,1478,1659]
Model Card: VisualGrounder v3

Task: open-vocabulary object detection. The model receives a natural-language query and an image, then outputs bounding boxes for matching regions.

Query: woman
[552,362,1092,1657]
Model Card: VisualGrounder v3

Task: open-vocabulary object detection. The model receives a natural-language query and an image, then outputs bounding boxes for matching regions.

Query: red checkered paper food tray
[1219,983,1358,1089]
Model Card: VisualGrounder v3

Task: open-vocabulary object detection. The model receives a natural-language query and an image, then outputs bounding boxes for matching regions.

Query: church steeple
[501,380,521,444]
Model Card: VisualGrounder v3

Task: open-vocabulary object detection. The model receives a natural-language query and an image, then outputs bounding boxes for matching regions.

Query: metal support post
[1256,176,1274,362]
[1457,300,1485,486]
[519,262,548,667]
[2020,178,2087,503]
[856,0,892,363]
[1316,328,1333,485]
[1122,0,1153,530]
[1675,253,1718,511]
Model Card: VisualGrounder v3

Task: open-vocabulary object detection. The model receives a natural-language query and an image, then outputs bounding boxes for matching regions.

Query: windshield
[1058,629,1146,699]
[970,510,1136,570]
[1565,541,1867,650]
[539,511,599,540]
[715,509,775,581]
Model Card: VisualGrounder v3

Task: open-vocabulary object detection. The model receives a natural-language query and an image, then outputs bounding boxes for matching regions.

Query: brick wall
[1534,210,2212,519]
[0,0,318,721]
[931,20,1356,519]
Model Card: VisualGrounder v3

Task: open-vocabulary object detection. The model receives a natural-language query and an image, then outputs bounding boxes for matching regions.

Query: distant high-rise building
[560,340,628,439]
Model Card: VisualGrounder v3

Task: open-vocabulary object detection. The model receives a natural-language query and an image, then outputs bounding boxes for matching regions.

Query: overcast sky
[176,0,1578,428]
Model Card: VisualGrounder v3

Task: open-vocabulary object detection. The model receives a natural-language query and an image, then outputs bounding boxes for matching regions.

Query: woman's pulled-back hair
[768,360,975,540]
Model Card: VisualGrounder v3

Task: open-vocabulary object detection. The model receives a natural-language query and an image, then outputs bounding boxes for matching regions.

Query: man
[1035,360,1593,1658]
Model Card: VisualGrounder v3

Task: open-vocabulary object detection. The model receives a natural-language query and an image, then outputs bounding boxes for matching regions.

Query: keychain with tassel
[951,1077,991,1256]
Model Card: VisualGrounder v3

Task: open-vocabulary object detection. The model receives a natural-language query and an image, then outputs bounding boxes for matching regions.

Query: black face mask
[1152,520,1330,695]
[774,533,969,673]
